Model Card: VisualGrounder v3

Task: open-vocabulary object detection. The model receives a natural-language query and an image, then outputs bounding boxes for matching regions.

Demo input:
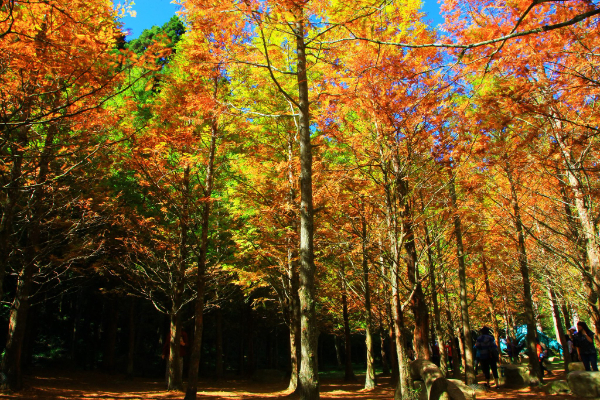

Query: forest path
[0,369,578,399]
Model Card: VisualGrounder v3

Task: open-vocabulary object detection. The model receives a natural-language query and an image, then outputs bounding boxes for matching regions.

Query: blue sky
[118,0,182,39]
[118,0,443,40]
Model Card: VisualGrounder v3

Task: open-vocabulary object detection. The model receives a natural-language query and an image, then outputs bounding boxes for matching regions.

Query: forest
[1,0,599,399]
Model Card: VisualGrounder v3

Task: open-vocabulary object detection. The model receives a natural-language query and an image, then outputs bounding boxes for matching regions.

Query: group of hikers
[426,321,598,389]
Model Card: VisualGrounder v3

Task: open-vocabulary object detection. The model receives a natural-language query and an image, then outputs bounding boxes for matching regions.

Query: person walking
[475,327,500,388]
[446,341,453,371]
[572,321,598,371]
[536,339,551,376]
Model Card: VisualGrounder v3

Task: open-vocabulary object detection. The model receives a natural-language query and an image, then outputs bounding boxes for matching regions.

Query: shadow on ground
[0,364,580,399]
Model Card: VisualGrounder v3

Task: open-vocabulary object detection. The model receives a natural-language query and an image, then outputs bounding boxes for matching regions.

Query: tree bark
[387,218,411,399]
[184,111,218,399]
[396,166,429,360]
[379,323,390,375]
[391,287,411,400]
[505,166,542,385]
[286,126,302,393]
[288,264,301,390]
[481,256,500,345]
[166,309,183,390]
[2,121,55,390]
[294,14,319,400]
[561,297,573,330]
[166,163,190,392]
[361,214,375,389]
[441,267,462,379]
[423,211,448,375]
[448,174,475,384]
[0,124,26,305]
[377,239,391,377]
[547,285,570,368]
[555,131,600,339]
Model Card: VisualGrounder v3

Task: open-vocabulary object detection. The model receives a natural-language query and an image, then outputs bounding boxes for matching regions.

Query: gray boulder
[568,362,586,372]
[503,364,530,388]
[567,371,600,398]
[541,380,570,395]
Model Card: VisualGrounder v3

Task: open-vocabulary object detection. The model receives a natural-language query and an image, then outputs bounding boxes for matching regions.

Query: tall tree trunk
[391,287,411,400]
[547,285,570,368]
[341,263,355,381]
[388,221,411,399]
[334,336,343,368]
[0,124,26,305]
[423,209,448,375]
[377,239,391,376]
[379,146,411,397]
[389,313,399,383]
[361,214,375,389]
[294,15,319,400]
[448,174,475,384]
[396,165,429,360]
[481,256,500,345]
[440,257,461,379]
[555,131,600,339]
[379,323,390,375]
[286,128,301,392]
[184,111,218,399]
[561,297,573,329]
[166,309,183,390]
[167,163,191,392]
[505,166,542,385]
[2,121,55,390]
[288,264,302,391]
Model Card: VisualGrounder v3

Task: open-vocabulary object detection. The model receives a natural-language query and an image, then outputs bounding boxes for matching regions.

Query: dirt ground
[0,367,578,399]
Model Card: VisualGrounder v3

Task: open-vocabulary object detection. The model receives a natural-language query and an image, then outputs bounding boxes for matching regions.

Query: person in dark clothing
[567,326,580,362]
[475,327,499,388]
[572,321,598,371]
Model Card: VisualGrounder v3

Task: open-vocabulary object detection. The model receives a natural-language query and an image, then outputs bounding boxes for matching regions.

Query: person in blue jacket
[475,327,500,388]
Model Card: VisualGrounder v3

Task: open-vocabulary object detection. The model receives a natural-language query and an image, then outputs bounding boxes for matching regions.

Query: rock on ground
[567,371,600,398]
[567,362,586,372]
[503,364,530,388]
[541,380,570,395]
